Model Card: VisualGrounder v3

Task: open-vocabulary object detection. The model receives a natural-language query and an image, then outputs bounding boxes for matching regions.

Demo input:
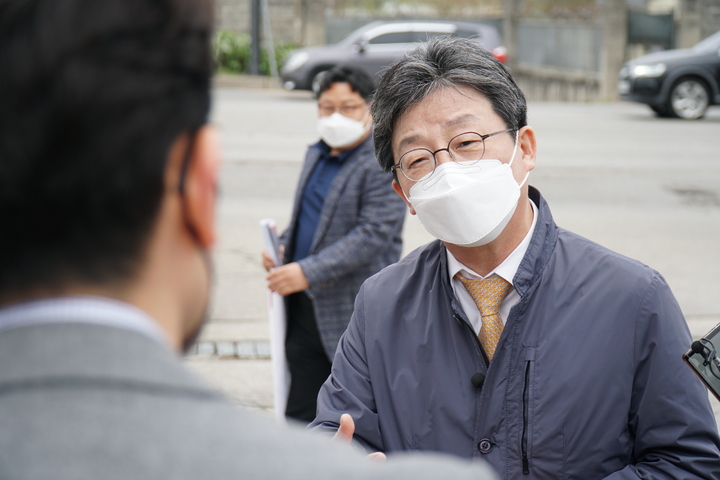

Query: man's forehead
[393,113,482,152]
[395,86,492,123]
[445,113,482,127]
[391,87,499,151]
[318,83,364,103]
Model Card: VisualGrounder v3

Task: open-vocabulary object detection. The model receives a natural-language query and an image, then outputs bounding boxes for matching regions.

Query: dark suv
[618,31,720,119]
[281,20,505,92]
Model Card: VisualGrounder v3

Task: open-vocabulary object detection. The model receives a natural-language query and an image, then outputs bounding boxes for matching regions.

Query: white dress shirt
[0,295,169,346]
[447,199,538,335]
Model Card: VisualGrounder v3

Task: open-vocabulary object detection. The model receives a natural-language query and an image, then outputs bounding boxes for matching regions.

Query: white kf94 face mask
[317,112,369,148]
[407,132,528,247]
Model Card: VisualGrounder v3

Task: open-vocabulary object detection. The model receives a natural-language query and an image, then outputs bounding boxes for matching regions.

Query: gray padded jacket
[313,187,720,479]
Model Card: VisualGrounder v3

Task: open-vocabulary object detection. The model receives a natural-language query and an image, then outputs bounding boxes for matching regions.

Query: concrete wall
[676,0,720,48]
[677,0,705,46]
[600,0,629,100]
[514,65,600,102]
[698,0,720,40]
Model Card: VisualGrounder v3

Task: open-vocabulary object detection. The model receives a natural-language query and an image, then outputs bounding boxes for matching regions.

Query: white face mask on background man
[407,133,528,247]
[317,112,370,149]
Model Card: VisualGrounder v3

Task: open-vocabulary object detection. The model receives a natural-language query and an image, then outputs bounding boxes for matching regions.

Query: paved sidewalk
[186,357,274,416]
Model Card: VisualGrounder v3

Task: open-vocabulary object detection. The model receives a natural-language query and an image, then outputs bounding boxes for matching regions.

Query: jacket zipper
[453,312,489,366]
[521,360,531,474]
[457,304,531,472]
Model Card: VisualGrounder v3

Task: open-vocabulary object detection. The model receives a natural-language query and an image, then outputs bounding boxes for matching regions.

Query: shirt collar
[312,136,366,164]
[0,295,169,346]
[447,198,538,284]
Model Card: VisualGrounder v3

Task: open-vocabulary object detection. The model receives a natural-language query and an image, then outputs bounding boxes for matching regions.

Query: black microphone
[691,340,720,369]
[692,341,706,355]
[471,372,485,389]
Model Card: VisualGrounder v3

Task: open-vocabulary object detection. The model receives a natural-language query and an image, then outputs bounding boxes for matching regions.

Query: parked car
[618,31,720,119]
[280,20,506,92]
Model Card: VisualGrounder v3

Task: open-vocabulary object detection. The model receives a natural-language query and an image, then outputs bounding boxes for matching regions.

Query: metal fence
[517,19,602,74]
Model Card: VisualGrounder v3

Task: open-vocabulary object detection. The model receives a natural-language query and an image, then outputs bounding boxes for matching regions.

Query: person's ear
[517,126,537,174]
[392,179,416,215]
[178,125,221,248]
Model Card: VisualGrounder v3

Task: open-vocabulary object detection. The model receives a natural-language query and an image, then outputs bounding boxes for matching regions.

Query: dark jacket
[312,187,720,479]
[280,135,406,358]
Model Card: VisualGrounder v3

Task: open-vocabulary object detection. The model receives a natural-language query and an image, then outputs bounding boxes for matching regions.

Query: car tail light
[492,46,508,64]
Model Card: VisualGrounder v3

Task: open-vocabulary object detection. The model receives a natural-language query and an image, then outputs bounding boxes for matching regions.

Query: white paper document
[260,219,290,423]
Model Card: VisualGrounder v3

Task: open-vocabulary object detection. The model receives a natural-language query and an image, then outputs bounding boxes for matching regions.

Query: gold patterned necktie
[455,274,513,361]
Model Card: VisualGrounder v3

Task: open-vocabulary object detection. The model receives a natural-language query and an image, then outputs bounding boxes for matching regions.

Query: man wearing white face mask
[311,37,720,478]
[263,65,406,423]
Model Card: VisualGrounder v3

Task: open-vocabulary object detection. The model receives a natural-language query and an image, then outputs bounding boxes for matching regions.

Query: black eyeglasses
[318,103,367,117]
[392,128,514,182]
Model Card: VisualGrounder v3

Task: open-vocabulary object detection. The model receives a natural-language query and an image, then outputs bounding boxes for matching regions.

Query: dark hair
[316,65,375,102]
[0,0,213,297]
[372,36,527,173]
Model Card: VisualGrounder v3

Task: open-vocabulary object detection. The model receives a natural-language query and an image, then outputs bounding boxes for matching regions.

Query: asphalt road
[186,87,720,426]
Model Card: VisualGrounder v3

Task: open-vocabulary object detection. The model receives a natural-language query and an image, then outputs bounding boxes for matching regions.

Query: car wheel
[667,78,710,120]
[311,69,331,95]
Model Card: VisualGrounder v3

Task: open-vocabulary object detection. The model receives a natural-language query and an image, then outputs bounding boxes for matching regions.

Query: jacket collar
[309,138,363,164]
[284,134,374,261]
[307,134,374,252]
[0,322,217,398]
[305,133,374,176]
[512,186,558,297]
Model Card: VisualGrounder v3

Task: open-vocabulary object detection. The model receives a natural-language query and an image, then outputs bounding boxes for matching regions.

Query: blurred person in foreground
[0,2,499,479]
[311,37,720,479]
[262,65,406,423]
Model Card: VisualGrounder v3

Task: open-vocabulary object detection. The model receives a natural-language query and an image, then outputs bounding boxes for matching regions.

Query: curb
[213,74,282,90]
[187,340,271,359]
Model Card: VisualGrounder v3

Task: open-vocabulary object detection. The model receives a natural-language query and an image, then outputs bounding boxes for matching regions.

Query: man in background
[0,1,497,479]
[263,65,406,423]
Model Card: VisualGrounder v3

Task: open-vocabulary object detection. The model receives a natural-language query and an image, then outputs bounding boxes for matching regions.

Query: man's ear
[176,125,221,248]
[517,125,537,173]
[392,179,416,215]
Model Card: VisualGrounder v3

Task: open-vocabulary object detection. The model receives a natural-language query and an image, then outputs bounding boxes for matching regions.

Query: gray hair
[372,36,527,173]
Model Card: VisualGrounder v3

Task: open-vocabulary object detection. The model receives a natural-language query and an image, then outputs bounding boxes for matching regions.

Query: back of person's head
[371,36,527,173]
[0,0,213,300]
[316,65,375,102]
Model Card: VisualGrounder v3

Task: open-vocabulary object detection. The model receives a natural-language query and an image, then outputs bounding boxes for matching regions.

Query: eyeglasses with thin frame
[392,128,514,182]
[318,103,367,117]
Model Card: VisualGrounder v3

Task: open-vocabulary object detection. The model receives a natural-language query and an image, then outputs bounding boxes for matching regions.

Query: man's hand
[332,414,356,444]
[266,262,309,296]
[332,414,386,461]
[261,249,276,272]
[261,245,285,272]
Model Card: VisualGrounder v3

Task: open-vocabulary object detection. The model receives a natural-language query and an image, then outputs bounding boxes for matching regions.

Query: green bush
[213,30,251,73]
[213,30,298,76]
